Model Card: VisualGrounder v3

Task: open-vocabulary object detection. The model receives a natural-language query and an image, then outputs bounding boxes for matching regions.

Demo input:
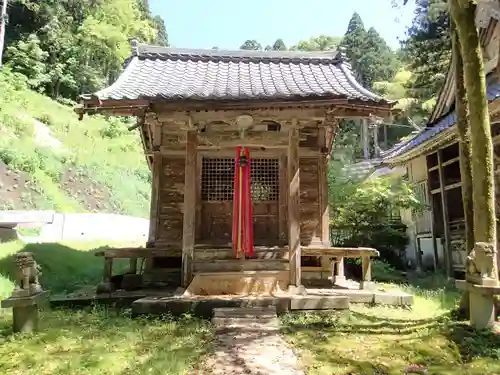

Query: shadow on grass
[444,321,500,362]
[281,310,444,336]
[0,241,128,295]
[0,307,214,375]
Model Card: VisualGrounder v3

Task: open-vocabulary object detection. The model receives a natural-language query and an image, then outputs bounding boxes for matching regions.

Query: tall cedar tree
[240,40,262,50]
[341,12,398,88]
[449,0,498,280]
[401,0,451,101]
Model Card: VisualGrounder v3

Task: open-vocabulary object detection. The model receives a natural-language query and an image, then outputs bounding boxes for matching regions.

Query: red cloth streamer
[232,146,254,258]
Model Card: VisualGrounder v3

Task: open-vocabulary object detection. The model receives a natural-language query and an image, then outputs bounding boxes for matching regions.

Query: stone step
[213,306,277,318]
[193,259,289,273]
[211,307,279,329]
[194,247,289,261]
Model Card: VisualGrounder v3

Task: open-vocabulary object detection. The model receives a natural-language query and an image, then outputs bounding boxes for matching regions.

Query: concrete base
[360,281,377,291]
[470,292,496,329]
[456,280,499,330]
[334,276,346,284]
[13,305,39,333]
[1,291,50,333]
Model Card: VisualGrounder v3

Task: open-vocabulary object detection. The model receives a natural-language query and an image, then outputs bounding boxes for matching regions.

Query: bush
[329,167,423,270]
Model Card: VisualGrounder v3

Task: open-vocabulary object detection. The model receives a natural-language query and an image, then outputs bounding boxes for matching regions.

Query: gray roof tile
[382,80,500,161]
[90,44,389,103]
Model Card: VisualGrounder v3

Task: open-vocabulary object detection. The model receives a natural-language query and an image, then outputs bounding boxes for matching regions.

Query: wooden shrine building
[78,42,393,295]
[382,10,500,276]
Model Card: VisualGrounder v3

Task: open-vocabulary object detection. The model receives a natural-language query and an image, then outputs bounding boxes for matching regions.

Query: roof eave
[383,126,458,165]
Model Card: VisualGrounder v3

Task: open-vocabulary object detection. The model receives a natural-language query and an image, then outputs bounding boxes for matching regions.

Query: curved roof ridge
[133,42,343,64]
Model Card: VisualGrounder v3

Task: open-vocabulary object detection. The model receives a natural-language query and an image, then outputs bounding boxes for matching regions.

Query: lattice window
[251,158,279,202]
[411,181,428,219]
[201,158,234,201]
[201,157,279,202]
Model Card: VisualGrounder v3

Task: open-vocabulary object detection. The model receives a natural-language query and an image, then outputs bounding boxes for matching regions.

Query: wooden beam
[438,150,452,277]
[155,105,391,124]
[197,131,289,148]
[301,247,379,257]
[288,121,301,287]
[181,130,197,287]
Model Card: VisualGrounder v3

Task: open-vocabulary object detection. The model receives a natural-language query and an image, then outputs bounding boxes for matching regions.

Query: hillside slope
[0,70,151,217]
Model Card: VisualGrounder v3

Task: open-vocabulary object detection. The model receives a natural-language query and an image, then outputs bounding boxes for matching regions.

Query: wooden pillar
[373,123,380,158]
[278,153,288,243]
[334,256,345,284]
[362,119,369,160]
[147,122,163,244]
[181,130,197,288]
[288,122,301,287]
[438,151,452,277]
[426,156,439,272]
[383,123,388,150]
[360,255,374,290]
[318,154,329,245]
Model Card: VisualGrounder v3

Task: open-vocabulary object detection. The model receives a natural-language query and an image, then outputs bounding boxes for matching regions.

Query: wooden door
[200,156,280,246]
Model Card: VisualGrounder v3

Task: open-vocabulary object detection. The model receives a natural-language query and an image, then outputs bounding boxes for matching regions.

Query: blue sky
[149,0,416,50]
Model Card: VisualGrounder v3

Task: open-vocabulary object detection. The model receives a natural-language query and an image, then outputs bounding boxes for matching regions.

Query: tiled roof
[89,43,390,104]
[382,81,500,161]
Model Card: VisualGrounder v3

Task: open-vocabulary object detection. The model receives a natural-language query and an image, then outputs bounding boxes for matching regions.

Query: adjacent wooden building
[382,13,500,275]
[79,42,392,294]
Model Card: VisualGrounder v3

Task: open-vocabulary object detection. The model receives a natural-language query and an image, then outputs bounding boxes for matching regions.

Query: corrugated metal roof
[89,43,390,103]
[382,81,500,161]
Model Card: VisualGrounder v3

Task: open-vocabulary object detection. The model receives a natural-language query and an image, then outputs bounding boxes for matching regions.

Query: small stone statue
[12,252,43,297]
[466,242,498,286]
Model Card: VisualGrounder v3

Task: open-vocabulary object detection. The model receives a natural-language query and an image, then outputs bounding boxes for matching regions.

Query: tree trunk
[0,0,7,68]
[450,0,498,280]
[452,24,475,318]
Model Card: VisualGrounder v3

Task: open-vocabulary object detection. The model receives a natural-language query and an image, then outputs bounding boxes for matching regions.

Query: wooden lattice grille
[250,158,279,202]
[201,157,279,202]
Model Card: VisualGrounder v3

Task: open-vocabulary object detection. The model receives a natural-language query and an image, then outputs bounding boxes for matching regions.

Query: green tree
[240,40,262,50]
[4,0,163,99]
[291,35,341,51]
[153,15,168,46]
[401,0,451,103]
[341,12,398,88]
[5,34,49,89]
[272,38,286,51]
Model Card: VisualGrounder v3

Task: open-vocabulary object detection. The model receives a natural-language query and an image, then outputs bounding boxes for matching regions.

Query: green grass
[2,240,499,374]
[0,68,151,216]
[0,309,213,375]
[281,280,500,375]
[0,240,213,375]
